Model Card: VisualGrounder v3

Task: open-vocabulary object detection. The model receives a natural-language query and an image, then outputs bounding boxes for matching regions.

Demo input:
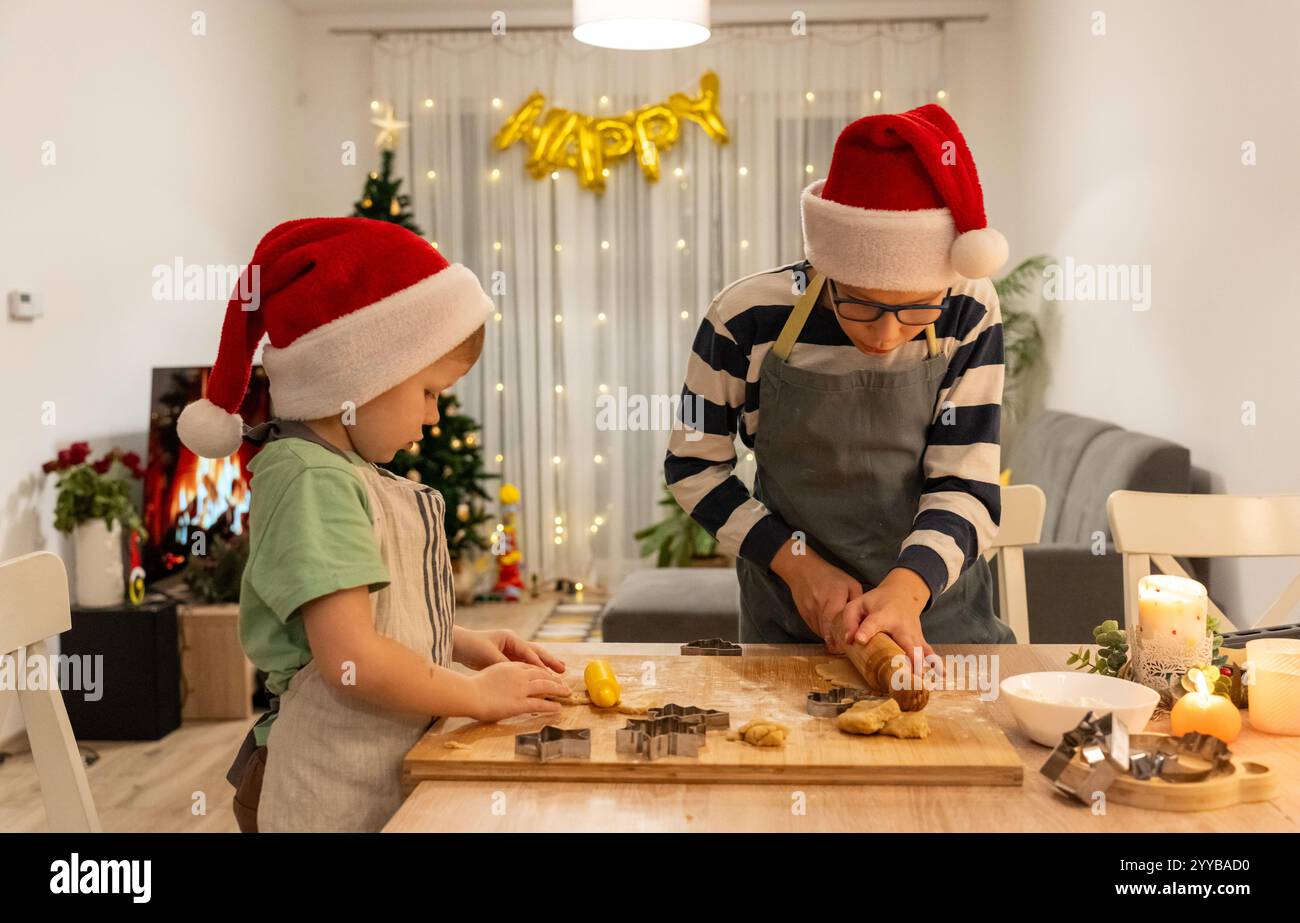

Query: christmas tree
[383,394,497,560]
[352,147,422,235]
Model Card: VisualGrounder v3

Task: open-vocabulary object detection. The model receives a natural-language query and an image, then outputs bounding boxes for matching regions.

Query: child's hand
[838,568,940,678]
[467,662,570,722]
[453,627,566,674]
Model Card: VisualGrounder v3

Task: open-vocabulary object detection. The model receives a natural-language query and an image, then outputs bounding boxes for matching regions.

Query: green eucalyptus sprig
[1067,619,1128,677]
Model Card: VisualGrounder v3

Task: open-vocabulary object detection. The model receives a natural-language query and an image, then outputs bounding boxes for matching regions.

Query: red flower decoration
[57,449,72,467]
[68,442,90,464]
[91,457,112,474]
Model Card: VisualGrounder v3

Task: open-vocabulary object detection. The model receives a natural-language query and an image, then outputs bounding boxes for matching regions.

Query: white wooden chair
[1107,490,1300,632]
[0,551,101,832]
[983,484,1047,643]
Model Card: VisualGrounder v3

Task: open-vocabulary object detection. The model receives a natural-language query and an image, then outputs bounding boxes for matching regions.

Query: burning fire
[169,451,250,545]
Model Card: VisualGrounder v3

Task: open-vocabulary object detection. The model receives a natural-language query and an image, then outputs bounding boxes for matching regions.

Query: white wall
[1004,0,1300,620]
[0,0,299,743]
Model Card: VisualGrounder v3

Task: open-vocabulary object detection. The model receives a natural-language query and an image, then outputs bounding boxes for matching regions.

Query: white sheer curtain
[370,23,946,588]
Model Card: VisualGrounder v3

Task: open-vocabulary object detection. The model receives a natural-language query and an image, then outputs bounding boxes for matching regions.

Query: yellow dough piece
[731,718,789,748]
[879,713,930,739]
[835,697,901,735]
[443,741,473,751]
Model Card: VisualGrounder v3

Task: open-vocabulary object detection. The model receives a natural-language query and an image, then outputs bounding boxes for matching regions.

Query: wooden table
[385,643,1300,832]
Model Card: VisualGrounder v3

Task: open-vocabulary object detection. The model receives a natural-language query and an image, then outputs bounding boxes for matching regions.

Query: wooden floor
[0,592,570,833]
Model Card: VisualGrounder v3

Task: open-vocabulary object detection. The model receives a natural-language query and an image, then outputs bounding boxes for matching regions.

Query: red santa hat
[177,217,492,459]
[801,104,1007,291]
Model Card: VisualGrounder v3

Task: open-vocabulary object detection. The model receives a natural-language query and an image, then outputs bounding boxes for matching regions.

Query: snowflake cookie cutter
[647,703,731,730]
[514,725,592,762]
[680,637,742,656]
[615,714,707,760]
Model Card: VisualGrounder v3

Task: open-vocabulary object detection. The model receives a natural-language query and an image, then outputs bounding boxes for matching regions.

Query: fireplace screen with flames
[142,366,272,581]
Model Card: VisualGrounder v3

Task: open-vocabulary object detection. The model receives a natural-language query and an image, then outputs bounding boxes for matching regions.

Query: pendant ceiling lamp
[572,0,711,50]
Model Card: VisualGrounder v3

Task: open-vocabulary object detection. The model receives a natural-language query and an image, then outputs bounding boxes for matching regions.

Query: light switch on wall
[8,290,42,320]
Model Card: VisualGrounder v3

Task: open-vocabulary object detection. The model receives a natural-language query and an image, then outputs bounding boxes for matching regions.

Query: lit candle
[1170,672,1242,743]
[1137,574,1207,648]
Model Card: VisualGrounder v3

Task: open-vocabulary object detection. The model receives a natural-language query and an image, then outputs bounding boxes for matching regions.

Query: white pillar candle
[1136,574,1207,647]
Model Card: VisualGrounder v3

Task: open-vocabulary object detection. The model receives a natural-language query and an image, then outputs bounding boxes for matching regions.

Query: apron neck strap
[773,271,941,361]
[772,272,825,361]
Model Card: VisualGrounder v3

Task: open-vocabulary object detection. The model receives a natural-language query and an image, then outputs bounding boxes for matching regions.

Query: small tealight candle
[1137,574,1207,648]
[1170,672,1241,743]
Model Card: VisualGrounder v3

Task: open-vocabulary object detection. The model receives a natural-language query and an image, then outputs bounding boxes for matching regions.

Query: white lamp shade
[573,0,711,50]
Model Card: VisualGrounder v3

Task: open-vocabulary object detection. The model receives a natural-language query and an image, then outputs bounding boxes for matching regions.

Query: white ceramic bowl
[999,671,1160,747]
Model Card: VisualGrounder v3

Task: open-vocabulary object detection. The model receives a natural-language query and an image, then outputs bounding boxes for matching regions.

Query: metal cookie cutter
[647,703,731,730]
[514,725,591,762]
[615,715,706,760]
[1041,712,1236,803]
[1128,732,1231,783]
[805,686,880,717]
[680,637,742,656]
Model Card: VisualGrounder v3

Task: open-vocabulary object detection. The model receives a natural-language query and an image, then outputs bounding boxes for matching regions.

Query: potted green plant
[42,442,146,606]
[634,485,726,567]
[993,255,1050,420]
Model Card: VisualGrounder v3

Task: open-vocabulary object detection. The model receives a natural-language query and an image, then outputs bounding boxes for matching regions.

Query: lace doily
[1126,626,1212,707]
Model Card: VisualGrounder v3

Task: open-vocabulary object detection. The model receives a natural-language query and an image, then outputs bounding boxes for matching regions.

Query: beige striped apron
[251,423,455,833]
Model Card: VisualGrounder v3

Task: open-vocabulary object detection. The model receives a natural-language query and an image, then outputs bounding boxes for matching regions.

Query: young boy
[665,105,1015,660]
[178,217,569,832]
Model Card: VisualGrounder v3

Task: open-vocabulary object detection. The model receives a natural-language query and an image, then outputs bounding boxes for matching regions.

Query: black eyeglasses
[825,278,951,326]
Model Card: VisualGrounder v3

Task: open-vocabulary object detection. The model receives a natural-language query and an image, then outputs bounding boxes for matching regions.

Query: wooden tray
[1055,735,1278,812]
[403,654,1023,790]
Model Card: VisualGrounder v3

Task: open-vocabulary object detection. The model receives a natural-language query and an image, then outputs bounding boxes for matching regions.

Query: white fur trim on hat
[261,263,492,422]
[801,179,961,291]
[177,398,244,459]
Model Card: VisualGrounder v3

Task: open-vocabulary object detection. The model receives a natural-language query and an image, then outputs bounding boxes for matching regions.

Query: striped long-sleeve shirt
[664,260,1004,608]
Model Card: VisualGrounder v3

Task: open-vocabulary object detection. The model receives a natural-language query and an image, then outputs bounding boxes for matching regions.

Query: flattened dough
[544,683,659,714]
[835,697,901,735]
[730,718,789,748]
[815,659,868,690]
[879,713,930,739]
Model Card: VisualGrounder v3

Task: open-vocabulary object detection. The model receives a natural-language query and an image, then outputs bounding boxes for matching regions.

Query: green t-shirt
[240,437,390,744]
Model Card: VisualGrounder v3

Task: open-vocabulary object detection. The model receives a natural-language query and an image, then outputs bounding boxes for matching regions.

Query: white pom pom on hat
[177,398,244,460]
[950,227,1009,282]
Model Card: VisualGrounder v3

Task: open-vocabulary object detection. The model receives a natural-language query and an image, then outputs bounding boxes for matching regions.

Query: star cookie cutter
[805,686,882,717]
[680,637,742,656]
[647,703,731,730]
[514,725,591,762]
[615,714,707,760]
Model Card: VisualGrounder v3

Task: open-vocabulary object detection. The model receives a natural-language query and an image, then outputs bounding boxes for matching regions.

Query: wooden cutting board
[402,654,1023,790]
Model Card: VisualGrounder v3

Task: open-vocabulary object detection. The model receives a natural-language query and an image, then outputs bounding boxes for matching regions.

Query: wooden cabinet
[179,603,256,720]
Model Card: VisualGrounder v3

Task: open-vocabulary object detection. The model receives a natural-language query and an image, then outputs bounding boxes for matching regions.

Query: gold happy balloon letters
[493,71,729,193]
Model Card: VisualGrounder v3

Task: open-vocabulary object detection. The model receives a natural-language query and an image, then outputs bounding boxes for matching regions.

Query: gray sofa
[599,566,740,642]
[601,410,1201,644]
[996,410,1201,642]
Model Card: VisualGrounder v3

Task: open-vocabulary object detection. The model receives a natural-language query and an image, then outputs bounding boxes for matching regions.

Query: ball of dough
[835,698,901,735]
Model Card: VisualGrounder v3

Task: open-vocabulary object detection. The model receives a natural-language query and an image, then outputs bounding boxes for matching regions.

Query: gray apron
[737,274,1015,646]
[232,419,454,833]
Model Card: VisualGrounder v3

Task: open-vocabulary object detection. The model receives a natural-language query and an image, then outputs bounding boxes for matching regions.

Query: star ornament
[371,104,409,149]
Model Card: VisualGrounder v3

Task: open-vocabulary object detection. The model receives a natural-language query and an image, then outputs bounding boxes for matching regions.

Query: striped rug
[530,602,604,643]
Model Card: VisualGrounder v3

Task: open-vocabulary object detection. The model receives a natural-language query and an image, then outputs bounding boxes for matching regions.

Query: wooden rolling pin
[833,615,930,712]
